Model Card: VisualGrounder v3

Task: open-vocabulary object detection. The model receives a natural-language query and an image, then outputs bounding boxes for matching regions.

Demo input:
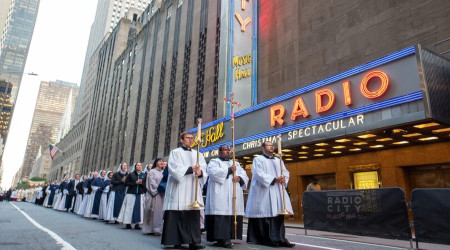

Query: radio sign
[270,70,390,127]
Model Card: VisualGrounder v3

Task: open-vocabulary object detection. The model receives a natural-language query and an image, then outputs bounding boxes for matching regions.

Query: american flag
[49,144,58,159]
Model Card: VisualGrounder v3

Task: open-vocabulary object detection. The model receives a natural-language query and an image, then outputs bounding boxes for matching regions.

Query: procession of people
[5,131,295,249]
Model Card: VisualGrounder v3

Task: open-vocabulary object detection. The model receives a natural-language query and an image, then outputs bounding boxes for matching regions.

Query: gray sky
[1,0,98,189]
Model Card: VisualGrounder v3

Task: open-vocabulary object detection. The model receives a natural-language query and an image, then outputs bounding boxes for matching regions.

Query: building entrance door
[409,165,450,189]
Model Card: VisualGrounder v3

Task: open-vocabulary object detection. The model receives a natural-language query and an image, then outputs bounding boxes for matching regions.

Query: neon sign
[271,70,390,127]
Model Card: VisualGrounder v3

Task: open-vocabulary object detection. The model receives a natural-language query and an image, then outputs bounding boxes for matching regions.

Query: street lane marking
[10,203,76,250]
[291,242,341,250]
[299,234,406,250]
[241,230,341,250]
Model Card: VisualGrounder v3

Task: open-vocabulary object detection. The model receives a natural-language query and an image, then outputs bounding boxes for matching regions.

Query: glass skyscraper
[0,0,40,138]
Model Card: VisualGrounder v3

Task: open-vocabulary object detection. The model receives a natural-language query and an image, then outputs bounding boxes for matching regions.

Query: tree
[16,181,28,189]
[29,176,47,182]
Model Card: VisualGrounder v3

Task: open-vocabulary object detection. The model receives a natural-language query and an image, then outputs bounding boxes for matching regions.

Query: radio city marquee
[191,51,423,158]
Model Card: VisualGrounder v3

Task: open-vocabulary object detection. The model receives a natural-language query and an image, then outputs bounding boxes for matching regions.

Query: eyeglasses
[184,137,194,140]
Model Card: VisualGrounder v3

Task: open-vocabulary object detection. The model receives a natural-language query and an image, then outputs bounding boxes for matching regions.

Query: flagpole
[49,142,63,153]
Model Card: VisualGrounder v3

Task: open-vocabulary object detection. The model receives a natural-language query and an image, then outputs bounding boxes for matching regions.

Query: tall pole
[189,118,204,208]
[277,134,290,215]
[224,92,240,239]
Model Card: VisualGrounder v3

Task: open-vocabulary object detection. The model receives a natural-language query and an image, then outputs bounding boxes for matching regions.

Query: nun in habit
[118,162,146,229]
[77,173,92,215]
[105,163,129,223]
[57,176,70,211]
[84,171,99,218]
[73,175,86,213]
[99,171,113,220]
[91,170,106,219]
[142,158,166,235]
[52,180,64,209]
[44,180,58,207]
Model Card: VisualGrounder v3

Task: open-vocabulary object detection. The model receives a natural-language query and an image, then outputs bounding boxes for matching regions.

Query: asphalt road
[0,201,443,250]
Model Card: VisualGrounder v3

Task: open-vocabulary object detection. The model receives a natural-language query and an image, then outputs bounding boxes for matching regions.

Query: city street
[0,201,445,250]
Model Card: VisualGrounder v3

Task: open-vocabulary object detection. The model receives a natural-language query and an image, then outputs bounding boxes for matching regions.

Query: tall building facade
[0,0,39,175]
[80,0,225,174]
[72,0,149,126]
[18,80,78,180]
[0,0,12,37]
[51,1,150,181]
[0,0,40,115]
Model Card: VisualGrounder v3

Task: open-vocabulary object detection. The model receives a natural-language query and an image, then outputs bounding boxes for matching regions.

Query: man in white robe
[161,132,208,249]
[205,145,249,248]
[245,141,295,248]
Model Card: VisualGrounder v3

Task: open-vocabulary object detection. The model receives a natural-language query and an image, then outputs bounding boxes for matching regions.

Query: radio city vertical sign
[226,0,258,114]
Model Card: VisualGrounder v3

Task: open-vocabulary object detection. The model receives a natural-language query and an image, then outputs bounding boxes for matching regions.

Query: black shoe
[173,245,182,249]
[125,224,132,229]
[189,243,205,250]
[223,240,234,248]
[114,220,119,224]
[134,224,141,230]
[279,241,295,248]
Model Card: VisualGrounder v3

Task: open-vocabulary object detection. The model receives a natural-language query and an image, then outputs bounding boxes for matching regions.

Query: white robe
[53,191,62,209]
[73,193,83,213]
[205,159,249,216]
[245,155,293,218]
[43,189,50,207]
[117,193,144,224]
[37,187,43,200]
[76,188,89,215]
[163,147,208,211]
[84,186,99,218]
[98,186,110,220]
[105,191,116,222]
[57,186,69,211]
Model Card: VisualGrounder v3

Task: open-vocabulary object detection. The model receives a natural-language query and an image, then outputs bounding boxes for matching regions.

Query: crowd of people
[2,132,295,249]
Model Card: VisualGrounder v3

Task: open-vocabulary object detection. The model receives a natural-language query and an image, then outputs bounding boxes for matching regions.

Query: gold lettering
[241,0,250,10]
[235,13,251,32]
[193,122,225,147]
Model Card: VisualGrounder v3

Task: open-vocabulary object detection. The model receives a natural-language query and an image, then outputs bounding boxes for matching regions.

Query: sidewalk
[243,218,449,250]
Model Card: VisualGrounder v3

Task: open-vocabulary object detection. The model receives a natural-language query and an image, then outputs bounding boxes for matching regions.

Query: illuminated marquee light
[360,70,390,99]
[270,70,392,127]
[270,104,285,126]
[193,47,415,134]
[290,97,310,121]
[316,88,336,113]
[343,81,352,105]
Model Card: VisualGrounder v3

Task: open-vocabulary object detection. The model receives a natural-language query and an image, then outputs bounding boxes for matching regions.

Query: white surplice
[205,158,248,216]
[163,147,208,211]
[245,155,293,218]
